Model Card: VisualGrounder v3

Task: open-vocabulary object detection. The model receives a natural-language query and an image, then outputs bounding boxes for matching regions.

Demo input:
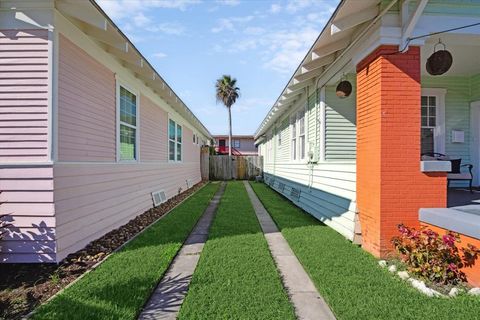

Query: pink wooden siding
[57,35,116,162]
[1,29,205,263]
[54,162,200,261]
[140,95,167,161]
[184,127,200,162]
[0,29,50,162]
[0,165,56,263]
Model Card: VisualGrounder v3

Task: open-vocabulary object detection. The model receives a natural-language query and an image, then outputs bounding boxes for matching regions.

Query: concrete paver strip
[244,181,336,320]
[138,182,226,320]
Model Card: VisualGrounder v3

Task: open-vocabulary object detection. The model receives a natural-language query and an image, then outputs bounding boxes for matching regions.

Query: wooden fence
[207,155,263,180]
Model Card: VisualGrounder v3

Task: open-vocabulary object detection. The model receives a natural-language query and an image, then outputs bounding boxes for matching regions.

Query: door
[219,139,226,147]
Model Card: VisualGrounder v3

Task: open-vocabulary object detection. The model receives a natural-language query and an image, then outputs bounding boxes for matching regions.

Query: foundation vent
[278,182,285,192]
[152,190,167,207]
[290,188,301,201]
[269,178,275,187]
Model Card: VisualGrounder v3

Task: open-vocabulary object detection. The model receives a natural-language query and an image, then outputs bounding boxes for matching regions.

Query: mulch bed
[0,182,206,320]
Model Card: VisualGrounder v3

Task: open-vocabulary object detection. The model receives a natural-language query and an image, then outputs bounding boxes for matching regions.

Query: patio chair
[421,153,474,193]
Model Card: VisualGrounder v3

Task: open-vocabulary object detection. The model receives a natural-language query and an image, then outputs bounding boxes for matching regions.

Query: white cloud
[97,1,189,37]
[97,0,201,20]
[133,12,151,27]
[285,0,316,13]
[216,0,241,6]
[244,26,265,35]
[152,52,167,59]
[211,15,254,33]
[146,22,186,35]
[269,4,282,14]
[211,18,235,33]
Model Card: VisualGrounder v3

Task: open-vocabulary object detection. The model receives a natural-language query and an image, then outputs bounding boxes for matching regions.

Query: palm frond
[215,75,240,108]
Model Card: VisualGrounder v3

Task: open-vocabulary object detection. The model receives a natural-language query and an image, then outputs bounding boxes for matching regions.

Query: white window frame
[421,88,446,155]
[116,81,139,162]
[233,139,241,148]
[168,118,183,162]
[290,103,307,162]
[298,108,306,161]
[290,113,297,161]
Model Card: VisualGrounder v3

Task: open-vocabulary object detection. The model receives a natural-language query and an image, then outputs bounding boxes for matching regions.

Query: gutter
[88,0,212,139]
[254,0,399,139]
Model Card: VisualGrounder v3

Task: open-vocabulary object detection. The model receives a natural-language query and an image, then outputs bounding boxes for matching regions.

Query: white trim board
[421,88,447,155]
[470,100,480,186]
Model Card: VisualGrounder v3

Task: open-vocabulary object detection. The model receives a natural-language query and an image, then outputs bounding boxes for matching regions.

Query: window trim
[168,117,183,163]
[289,103,308,163]
[421,88,446,155]
[298,108,306,161]
[116,81,140,163]
[290,113,297,161]
[233,139,241,148]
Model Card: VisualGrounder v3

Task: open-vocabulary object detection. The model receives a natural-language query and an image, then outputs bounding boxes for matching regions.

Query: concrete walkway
[138,182,226,320]
[244,181,336,320]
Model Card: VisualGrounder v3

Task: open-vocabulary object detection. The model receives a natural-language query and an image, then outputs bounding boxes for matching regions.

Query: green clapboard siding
[422,76,471,164]
[471,74,480,101]
[325,76,356,161]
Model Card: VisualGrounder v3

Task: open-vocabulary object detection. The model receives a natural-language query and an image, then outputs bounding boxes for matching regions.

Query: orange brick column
[356,45,447,257]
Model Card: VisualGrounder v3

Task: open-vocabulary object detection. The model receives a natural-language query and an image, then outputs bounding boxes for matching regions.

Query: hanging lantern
[336,76,352,98]
[426,39,453,76]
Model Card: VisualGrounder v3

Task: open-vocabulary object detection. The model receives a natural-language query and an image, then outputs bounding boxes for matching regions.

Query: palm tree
[215,75,240,156]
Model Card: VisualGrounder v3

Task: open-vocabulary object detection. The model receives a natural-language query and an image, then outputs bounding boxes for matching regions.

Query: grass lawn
[32,183,220,320]
[250,182,480,320]
[178,181,296,320]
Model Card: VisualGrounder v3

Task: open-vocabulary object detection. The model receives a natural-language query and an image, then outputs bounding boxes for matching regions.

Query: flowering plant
[392,224,479,285]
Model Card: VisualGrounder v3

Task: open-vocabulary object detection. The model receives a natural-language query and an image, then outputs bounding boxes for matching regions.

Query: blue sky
[97,0,339,135]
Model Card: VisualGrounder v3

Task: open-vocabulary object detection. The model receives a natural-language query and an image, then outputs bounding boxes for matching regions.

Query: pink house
[0,1,211,263]
[213,135,258,156]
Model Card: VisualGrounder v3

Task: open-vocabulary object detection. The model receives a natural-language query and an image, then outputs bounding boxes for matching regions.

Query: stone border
[244,181,336,320]
[138,182,226,320]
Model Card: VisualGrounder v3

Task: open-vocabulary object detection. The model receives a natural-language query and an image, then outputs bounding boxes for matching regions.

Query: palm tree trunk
[228,106,232,157]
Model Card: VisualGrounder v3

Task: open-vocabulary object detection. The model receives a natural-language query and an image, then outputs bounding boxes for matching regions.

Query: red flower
[443,234,455,247]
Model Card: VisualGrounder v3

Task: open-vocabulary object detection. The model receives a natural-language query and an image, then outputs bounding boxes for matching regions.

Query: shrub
[392,224,480,285]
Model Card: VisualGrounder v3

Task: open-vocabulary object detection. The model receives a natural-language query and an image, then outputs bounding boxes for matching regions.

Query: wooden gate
[208,155,263,180]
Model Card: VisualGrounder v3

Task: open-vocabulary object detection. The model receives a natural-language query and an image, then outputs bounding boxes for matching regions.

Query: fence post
[200,146,210,181]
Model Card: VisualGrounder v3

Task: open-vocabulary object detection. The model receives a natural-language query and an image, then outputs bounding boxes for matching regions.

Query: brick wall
[356,45,447,257]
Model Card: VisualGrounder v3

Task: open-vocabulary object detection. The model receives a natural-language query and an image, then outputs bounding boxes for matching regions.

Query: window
[290,114,297,160]
[119,86,137,161]
[298,109,305,159]
[193,134,196,144]
[169,119,182,161]
[233,139,240,148]
[421,96,436,155]
[278,128,282,146]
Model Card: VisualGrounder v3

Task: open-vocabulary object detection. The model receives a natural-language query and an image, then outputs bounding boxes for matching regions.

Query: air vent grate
[278,182,285,192]
[152,190,167,207]
[269,178,275,187]
[290,187,301,201]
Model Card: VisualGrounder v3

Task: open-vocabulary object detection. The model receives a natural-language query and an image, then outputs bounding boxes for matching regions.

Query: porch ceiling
[421,34,480,77]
